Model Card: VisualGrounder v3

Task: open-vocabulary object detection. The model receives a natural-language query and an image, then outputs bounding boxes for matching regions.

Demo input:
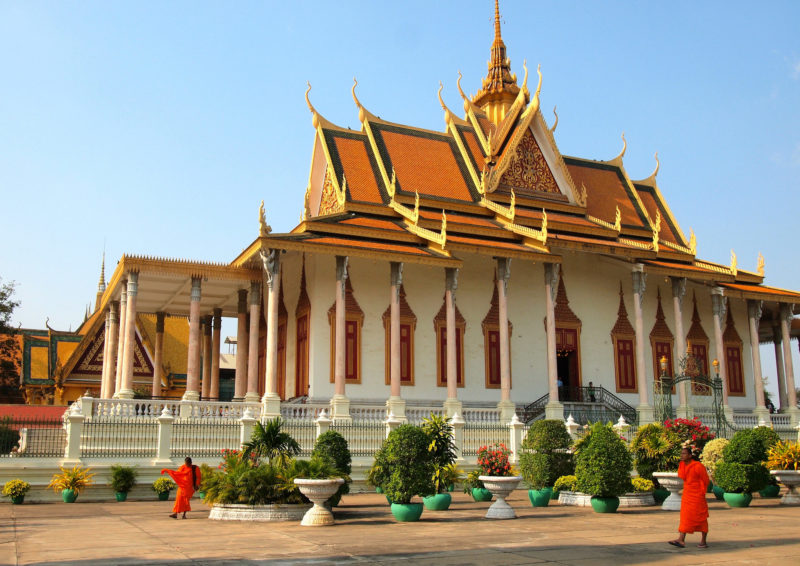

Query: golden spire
[473,0,519,122]
[94,251,106,312]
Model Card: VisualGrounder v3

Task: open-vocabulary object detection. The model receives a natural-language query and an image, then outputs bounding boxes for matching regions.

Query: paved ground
[1,491,798,566]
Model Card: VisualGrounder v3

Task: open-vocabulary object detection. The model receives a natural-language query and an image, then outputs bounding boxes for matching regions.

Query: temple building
[19,1,800,426]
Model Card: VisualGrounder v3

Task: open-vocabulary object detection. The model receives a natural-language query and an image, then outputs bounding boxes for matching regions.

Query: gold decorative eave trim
[495,209,547,245]
[255,236,461,268]
[120,255,261,281]
[404,210,447,251]
[695,259,736,277]
[720,284,800,304]
[533,110,583,206]
[390,190,420,224]
[295,219,419,244]
[641,262,732,282]
[659,239,695,255]
[618,238,655,251]
[446,240,560,263]
[588,206,621,232]
[548,238,644,259]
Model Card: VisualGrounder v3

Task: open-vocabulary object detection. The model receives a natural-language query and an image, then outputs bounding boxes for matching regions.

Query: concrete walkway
[1,491,798,565]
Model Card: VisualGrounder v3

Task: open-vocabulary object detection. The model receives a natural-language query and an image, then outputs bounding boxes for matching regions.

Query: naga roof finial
[550,105,558,133]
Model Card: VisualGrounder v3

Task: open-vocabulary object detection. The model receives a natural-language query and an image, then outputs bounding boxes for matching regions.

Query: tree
[0,277,23,403]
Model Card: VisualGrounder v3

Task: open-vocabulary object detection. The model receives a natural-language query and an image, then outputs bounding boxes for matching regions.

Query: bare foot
[169,513,177,519]
[698,543,709,549]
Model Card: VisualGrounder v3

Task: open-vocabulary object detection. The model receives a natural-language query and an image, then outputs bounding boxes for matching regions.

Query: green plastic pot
[157,491,170,501]
[390,502,424,522]
[385,495,393,505]
[423,493,452,511]
[471,487,493,502]
[653,488,670,504]
[446,484,455,492]
[590,496,620,513]
[758,484,781,498]
[115,492,127,502]
[62,489,78,503]
[528,487,552,507]
[197,491,206,499]
[723,492,753,508]
[11,495,24,505]
[712,485,725,501]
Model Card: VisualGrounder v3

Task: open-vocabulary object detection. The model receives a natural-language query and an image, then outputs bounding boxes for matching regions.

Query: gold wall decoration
[499,129,560,194]
[318,167,346,216]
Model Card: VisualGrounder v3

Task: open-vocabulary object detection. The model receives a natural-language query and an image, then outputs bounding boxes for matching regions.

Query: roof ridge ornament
[730,249,737,276]
[651,211,661,253]
[305,82,320,129]
[550,106,558,134]
[689,228,697,255]
[757,252,765,277]
[609,132,626,165]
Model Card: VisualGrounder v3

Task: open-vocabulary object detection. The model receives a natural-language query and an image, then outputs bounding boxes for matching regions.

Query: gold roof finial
[550,106,558,133]
[757,252,765,277]
[613,132,627,162]
[473,0,519,111]
[730,249,738,276]
[305,82,320,129]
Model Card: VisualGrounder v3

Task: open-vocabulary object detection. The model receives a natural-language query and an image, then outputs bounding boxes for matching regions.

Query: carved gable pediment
[498,129,560,196]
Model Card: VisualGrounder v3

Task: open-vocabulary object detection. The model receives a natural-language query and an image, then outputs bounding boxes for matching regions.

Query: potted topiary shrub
[110,465,138,502]
[630,423,680,505]
[477,443,521,519]
[382,424,436,522]
[312,430,352,507]
[766,440,800,505]
[714,428,772,508]
[421,414,458,511]
[700,438,729,501]
[48,465,94,503]
[575,422,633,513]
[752,427,781,498]
[519,419,573,507]
[152,477,175,501]
[2,479,31,505]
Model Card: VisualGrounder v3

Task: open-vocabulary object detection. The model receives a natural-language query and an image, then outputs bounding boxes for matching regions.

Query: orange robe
[161,464,201,514]
[678,459,709,534]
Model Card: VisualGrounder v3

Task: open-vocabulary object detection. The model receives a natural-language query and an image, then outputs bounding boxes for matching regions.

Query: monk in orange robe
[161,457,201,519]
[669,446,709,548]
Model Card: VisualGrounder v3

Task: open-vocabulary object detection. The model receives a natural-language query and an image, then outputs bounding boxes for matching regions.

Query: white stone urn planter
[770,470,800,506]
[294,478,345,526]
[652,472,682,511]
[209,503,311,522]
[479,475,522,519]
[558,491,655,507]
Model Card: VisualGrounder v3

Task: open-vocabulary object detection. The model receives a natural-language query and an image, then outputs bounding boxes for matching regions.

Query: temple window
[382,284,417,386]
[433,293,466,388]
[611,284,638,393]
[482,278,512,389]
[328,277,364,384]
[723,304,746,396]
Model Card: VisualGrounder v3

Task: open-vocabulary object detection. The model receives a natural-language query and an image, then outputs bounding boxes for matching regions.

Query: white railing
[181,402,261,419]
[91,398,260,419]
[732,413,759,428]
[462,407,501,423]
[770,414,791,427]
[406,406,445,423]
[280,403,328,421]
[349,406,387,422]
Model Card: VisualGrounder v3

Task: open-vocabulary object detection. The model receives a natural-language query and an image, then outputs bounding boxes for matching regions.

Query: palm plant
[241,417,301,465]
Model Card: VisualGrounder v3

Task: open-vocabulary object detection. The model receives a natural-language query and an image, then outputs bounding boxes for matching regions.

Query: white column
[245,280,261,403]
[262,249,282,417]
[632,265,653,424]
[183,276,202,402]
[443,267,462,417]
[103,301,120,399]
[152,312,165,398]
[210,308,221,401]
[671,277,691,417]
[496,258,515,422]
[118,272,138,400]
[201,315,212,400]
[711,289,729,409]
[234,289,248,401]
[99,309,111,399]
[781,304,800,425]
[748,299,769,420]
[113,282,127,398]
[386,262,406,421]
[331,256,351,420]
[773,324,788,410]
[544,263,563,420]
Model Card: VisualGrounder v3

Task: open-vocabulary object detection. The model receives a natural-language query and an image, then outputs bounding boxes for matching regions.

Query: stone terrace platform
[2,492,798,565]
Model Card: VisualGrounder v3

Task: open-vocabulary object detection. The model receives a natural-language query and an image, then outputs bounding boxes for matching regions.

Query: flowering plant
[151,477,175,494]
[664,418,714,452]
[477,443,514,477]
[3,479,31,498]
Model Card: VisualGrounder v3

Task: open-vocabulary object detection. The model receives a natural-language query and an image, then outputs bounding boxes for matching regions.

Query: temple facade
[23,1,800,426]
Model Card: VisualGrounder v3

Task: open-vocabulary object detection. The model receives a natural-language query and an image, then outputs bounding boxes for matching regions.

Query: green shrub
[723,429,772,464]
[0,418,20,454]
[630,423,681,481]
[575,423,632,497]
[110,465,138,493]
[751,426,781,452]
[630,477,654,493]
[700,438,729,482]
[553,475,577,492]
[462,469,484,493]
[151,477,175,494]
[421,414,458,493]
[312,430,352,506]
[382,424,436,504]
[366,444,389,489]
[520,420,574,489]
[714,461,770,493]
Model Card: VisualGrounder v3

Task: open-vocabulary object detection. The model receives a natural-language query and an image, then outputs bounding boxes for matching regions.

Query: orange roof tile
[447,234,528,251]
[720,283,800,299]
[377,127,473,202]
[564,159,648,230]
[635,186,679,245]
[418,209,498,228]
[461,129,485,169]
[332,136,383,204]
[339,217,404,231]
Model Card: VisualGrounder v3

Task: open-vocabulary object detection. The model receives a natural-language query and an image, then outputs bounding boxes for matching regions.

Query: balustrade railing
[282,419,317,456]
[462,422,508,456]
[82,418,158,458]
[0,415,66,458]
[331,420,385,457]
[280,403,327,421]
[170,419,241,458]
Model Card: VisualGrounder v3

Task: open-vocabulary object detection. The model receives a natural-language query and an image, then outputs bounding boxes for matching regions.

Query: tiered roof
[232,4,798,304]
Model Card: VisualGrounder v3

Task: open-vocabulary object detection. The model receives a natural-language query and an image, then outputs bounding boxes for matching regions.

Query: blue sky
[1,1,798,397]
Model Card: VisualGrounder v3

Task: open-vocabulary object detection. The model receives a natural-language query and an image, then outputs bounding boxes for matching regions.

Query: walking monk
[161,457,201,519]
[668,445,709,548]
